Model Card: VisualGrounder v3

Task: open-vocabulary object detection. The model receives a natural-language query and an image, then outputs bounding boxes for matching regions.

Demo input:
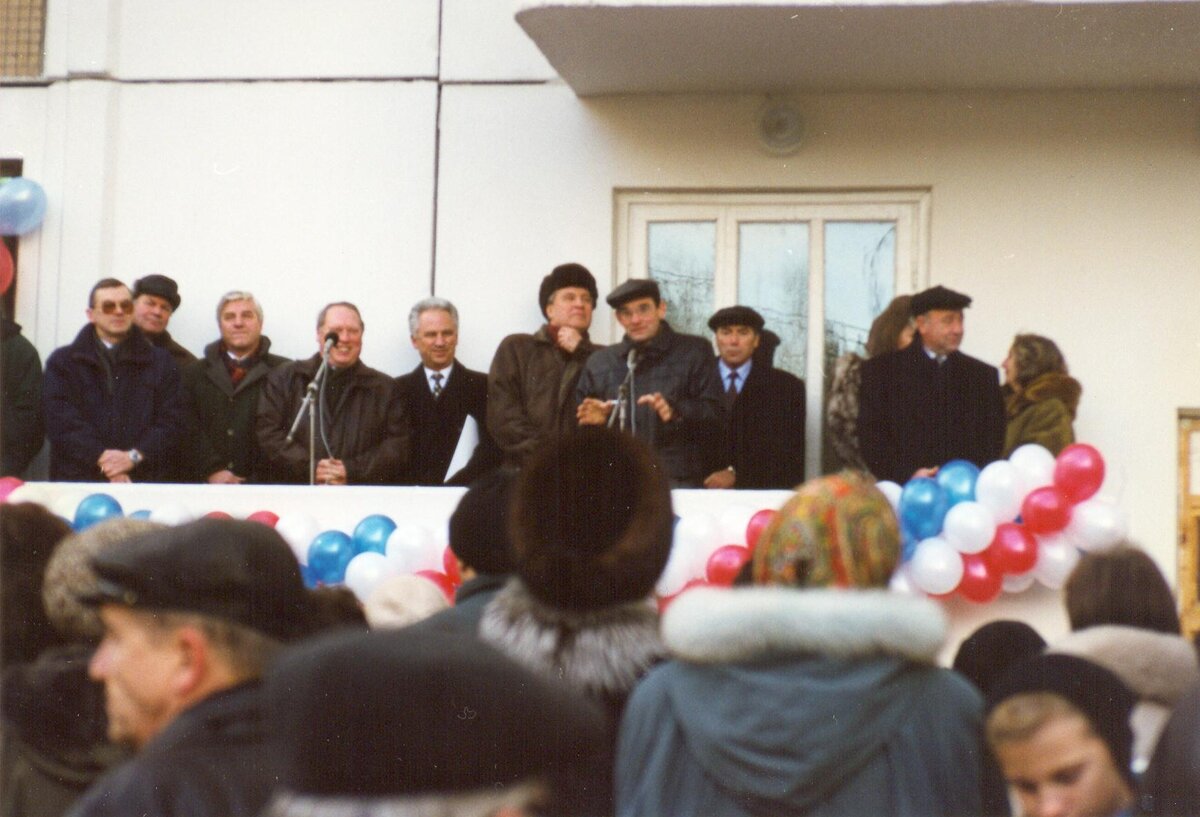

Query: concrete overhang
[516,0,1200,96]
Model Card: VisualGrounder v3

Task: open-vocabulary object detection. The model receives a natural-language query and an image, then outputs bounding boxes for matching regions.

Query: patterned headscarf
[752,471,900,589]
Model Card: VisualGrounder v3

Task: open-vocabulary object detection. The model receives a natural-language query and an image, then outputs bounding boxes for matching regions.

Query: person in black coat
[857,285,1005,484]
[395,298,500,485]
[1,305,44,477]
[43,279,182,483]
[181,291,289,484]
[702,307,806,490]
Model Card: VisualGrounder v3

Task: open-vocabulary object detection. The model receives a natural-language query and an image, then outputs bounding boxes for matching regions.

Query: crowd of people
[2,262,1081,490]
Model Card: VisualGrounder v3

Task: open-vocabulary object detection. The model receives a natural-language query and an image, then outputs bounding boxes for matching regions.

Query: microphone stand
[286,340,334,485]
[608,348,638,433]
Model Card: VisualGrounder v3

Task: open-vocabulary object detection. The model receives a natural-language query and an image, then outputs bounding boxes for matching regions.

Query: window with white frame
[614,190,930,479]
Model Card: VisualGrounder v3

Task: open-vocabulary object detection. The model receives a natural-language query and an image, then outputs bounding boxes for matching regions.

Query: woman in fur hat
[1001,333,1081,457]
[614,471,984,817]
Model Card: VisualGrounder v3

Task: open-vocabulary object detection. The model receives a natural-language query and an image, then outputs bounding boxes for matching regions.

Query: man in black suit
[857,285,1005,484]
[702,306,806,490]
[396,298,500,485]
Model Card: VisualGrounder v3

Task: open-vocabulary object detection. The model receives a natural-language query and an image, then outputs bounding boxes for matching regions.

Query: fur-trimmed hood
[478,579,666,699]
[663,586,947,664]
[1006,372,1082,420]
[1048,625,1200,706]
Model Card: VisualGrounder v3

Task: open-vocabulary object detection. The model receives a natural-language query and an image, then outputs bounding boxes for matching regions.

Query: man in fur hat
[857,284,1005,483]
[487,262,601,468]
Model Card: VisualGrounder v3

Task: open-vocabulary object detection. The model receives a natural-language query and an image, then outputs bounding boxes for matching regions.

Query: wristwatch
[128,449,144,466]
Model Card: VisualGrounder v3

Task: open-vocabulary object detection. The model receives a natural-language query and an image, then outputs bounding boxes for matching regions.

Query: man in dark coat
[68,518,312,817]
[43,279,182,483]
[857,285,1005,484]
[131,275,196,369]
[487,262,601,468]
[576,278,725,487]
[1,305,44,477]
[396,297,500,485]
[181,291,288,483]
[702,306,806,490]
[256,301,408,485]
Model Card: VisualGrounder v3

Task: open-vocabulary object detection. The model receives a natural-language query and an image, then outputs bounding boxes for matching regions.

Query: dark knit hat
[910,284,971,316]
[132,274,181,310]
[707,305,765,333]
[606,278,661,309]
[266,623,605,798]
[511,427,674,611]
[953,619,1046,698]
[987,653,1137,783]
[449,470,516,576]
[538,263,597,311]
[82,518,310,643]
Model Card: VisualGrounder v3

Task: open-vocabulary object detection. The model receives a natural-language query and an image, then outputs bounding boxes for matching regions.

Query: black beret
[82,518,310,642]
[449,470,516,576]
[606,278,660,309]
[267,623,606,798]
[132,274,182,310]
[538,263,597,310]
[910,285,971,316]
[707,306,765,333]
[952,619,1046,698]
[987,653,1136,784]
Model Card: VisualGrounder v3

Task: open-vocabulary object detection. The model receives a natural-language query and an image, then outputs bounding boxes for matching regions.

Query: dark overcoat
[395,361,501,485]
[708,359,806,490]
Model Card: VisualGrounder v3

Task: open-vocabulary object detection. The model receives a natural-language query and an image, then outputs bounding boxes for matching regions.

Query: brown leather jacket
[486,325,598,467]
[256,354,409,484]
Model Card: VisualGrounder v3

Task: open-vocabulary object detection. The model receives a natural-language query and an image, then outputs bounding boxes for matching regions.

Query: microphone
[322,331,338,356]
[626,346,639,371]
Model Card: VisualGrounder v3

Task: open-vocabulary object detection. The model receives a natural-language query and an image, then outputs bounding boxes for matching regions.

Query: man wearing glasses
[43,278,182,482]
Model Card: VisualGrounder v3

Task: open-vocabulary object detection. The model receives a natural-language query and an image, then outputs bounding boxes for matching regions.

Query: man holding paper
[396,297,500,485]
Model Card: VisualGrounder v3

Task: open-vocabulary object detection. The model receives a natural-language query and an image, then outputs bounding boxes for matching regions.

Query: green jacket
[1003,372,1082,457]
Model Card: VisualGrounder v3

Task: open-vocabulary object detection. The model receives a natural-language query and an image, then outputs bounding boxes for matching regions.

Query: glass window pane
[737,222,809,379]
[648,221,716,339]
[823,221,896,360]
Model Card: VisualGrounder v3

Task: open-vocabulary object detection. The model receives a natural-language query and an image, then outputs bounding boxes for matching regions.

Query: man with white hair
[181,291,289,483]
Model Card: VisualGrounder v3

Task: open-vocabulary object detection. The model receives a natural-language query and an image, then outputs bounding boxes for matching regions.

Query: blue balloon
[352,514,396,555]
[128,509,152,520]
[901,528,919,563]
[0,178,48,236]
[898,478,949,540]
[307,530,355,584]
[300,563,320,589]
[74,493,123,531]
[936,459,980,507]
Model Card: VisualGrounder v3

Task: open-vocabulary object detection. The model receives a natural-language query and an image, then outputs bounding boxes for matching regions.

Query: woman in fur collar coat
[1001,333,1082,457]
[615,472,984,817]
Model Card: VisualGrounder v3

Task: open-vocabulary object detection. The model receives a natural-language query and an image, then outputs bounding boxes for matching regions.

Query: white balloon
[1033,533,1080,589]
[888,565,919,596]
[1065,498,1127,552]
[655,545,698,597]
[386,523,442,573]
[1002,572,1036,594]
[942,501,997,554]
[718,504,756,545]
[975,460,1023,523]
[875,481,903,515]
[1009,444,1056,497]
[275,513,322,565]
[673,513,724,576]
[909,536,964,595]
[343,552,400,602]
[149,502,194,526]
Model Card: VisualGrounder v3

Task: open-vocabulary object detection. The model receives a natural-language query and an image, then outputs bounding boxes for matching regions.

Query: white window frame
[614,189,932,478]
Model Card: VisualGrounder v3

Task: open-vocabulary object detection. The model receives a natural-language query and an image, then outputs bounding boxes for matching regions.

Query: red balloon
[983,522,1038,575]
[415,570,456,603]
[706,545,751,586]
[745,509,777,551]
[442,546,463,587]
[246,510,279,527]
[656,578,712,614]
[1053,443,1106,504]
[0,243,12,295]
[1021,486,1072,534]
[0,476,23,503]
[957,553,1003,603]
[204,510,233,519]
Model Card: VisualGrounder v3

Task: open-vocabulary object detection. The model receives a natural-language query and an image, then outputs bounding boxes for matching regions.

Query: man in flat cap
[575,278,724,486]
[69,518,312,817]
[702,306,806,490]
[487,262,601,468]
[857,285,1005,483]
[132,274,196,369]
[43,278,183,482]
[262,623,605,817]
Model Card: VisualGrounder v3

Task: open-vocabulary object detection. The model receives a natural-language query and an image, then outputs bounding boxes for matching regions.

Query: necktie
[725,371,739,407]
[431,372,443,399]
